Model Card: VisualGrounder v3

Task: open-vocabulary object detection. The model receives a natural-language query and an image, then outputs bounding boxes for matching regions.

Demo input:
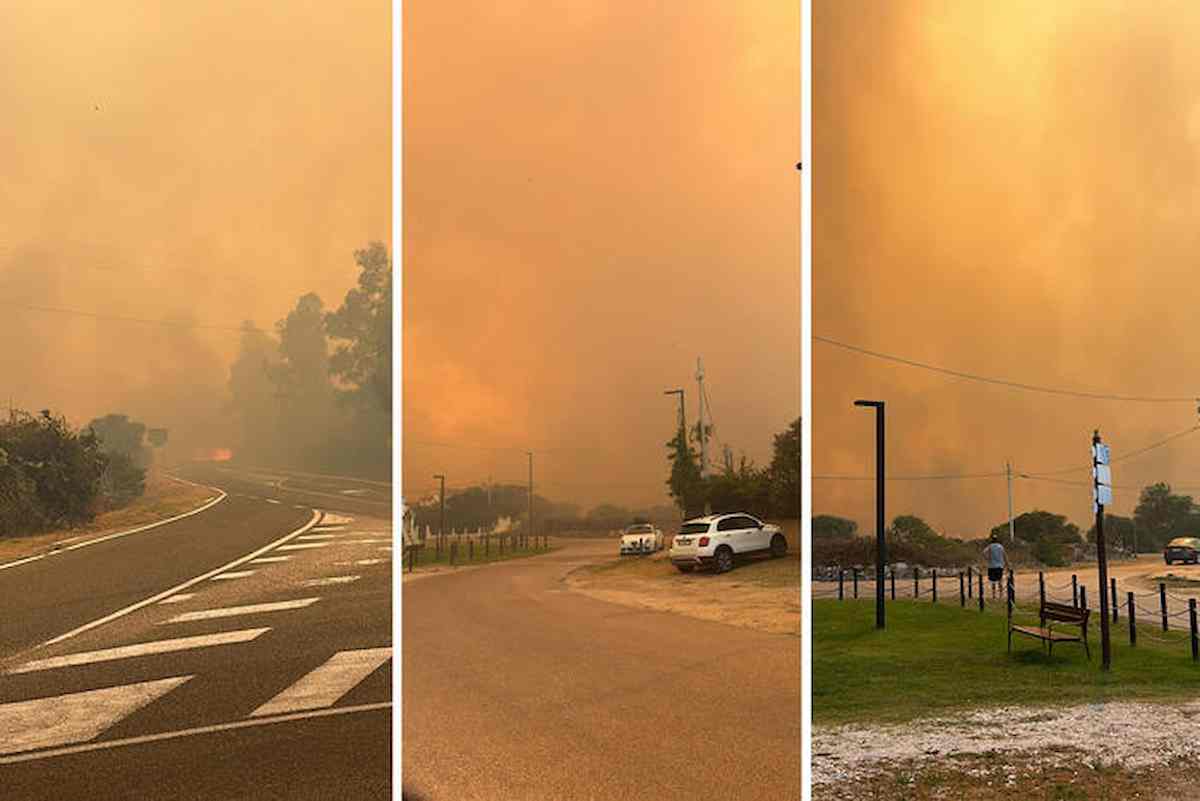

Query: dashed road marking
[163,598,319,624]
[211,570,256,581]
[251,648,391,717]
[10,629,270,674]
[0,676,192,755]
[302,575,361,587]
[265,499,282,505]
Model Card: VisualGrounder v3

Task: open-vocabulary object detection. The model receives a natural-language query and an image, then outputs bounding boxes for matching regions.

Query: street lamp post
[854,400,886,630]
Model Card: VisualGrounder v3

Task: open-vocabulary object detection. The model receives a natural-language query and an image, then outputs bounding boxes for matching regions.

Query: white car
[619,523,664,555]
[669,513,788,573]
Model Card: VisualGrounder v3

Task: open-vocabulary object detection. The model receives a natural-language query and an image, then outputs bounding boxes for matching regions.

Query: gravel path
[813,700,1200,786]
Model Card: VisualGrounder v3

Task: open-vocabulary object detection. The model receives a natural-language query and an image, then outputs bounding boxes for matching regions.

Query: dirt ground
[565,521,799,636]
[0,472,216,564]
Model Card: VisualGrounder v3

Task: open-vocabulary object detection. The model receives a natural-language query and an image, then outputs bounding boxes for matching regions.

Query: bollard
[838,570,844,601]
[1191,599,1198,662]
[959,571,965,607]
[1128,591,1137,647]
[1111,577,1118,623]
[932,569,938,603]
[967,566,973,598]
[890,570,896,601]
[914,567,920,599]
[1161,583,1169,632]
[978,572,984,611]
[1080,584,1087,611]
[852,567,859,599]
[1038,571,1046,609]
[1072,574,1079,608]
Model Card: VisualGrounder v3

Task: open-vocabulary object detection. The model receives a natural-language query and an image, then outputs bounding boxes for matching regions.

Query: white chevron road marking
[9,629,270,674]
[211,570,256,580]
[277,542,329,551]
[163,599,319,624]
[158,593,196,605]
[0,676,192,754]
[251,648,391,717]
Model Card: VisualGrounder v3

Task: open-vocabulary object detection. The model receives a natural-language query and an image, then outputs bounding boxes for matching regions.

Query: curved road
[402,540,801,800]
[0,463,393,800]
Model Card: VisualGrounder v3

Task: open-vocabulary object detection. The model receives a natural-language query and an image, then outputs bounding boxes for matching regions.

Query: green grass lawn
[814,598,1200,726]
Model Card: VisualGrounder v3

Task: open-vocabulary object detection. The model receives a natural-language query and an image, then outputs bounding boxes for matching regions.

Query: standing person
[983,533,1008,600]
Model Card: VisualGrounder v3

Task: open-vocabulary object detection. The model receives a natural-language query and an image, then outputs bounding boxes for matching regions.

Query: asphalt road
[0,464,393,800]
[402,539,802,800]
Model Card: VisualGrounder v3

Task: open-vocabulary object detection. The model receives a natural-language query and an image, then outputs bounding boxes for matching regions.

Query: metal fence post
[914,567,920,599]
[1038,571,1045,608]
[838,569,844,601]
[1128,591,1137,647]
[1161,582,1169,632]
[1079,584,1087,611]
[967,566,973,599]
[1072,574,1078,608]
[1191,599,1199,662]
[890,570,896,601]
[1111,577,1118,623]
[978,572,984,611]
[959,571,965,607]
[932,569,938,603]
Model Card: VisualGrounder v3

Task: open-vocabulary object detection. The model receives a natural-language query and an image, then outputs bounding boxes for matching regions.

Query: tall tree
[271,293,337,467]
[326,242,392,413]
[666,426,705,517]
[812,514,857,539]
[227,321,282,461]
[768,418,800,518]
[1134,483,1196,551]
[86,413,150,468]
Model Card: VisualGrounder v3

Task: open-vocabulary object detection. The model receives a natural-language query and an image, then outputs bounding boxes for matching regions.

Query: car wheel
[1166,558,1172,565]
[770,534,788,558]
[714,546,734,573]
[676,564,695,573]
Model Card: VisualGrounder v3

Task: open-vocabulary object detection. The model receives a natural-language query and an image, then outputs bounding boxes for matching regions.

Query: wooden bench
[1008,600,1091,659]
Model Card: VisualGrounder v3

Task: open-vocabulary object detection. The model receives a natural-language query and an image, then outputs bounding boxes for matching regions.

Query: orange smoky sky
[403,2,800,511]
[815,2,1200,537]
[1,3,389,455]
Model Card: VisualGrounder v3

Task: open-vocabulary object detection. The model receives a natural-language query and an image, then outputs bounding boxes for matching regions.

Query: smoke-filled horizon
[815,3,1200,537]
[1,3,389,461]
[403,2,800,510]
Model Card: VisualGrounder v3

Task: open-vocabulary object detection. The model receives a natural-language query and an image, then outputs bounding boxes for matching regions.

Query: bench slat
[1010,625,1082,642]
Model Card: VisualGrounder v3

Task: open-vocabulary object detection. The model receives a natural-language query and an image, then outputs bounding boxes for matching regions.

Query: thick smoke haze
[403,2,800,508]
[815,3,1200,536]
[1,3,389,459]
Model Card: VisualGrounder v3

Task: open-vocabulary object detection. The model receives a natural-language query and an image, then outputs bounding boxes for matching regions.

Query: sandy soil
[0,472,217,564]
[814,699,1200,799]
[566,546,800,636]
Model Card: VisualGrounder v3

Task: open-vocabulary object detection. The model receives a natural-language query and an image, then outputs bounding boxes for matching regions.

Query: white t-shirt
[984,542,1005,568]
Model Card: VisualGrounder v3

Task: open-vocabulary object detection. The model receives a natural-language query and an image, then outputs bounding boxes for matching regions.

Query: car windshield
[678,523,709,535]
[626,525,653,533]
[1168,538,1200,548]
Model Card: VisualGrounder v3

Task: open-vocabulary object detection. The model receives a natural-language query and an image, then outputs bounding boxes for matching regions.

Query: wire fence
[813,565,1200,662]
[401,532,552,572]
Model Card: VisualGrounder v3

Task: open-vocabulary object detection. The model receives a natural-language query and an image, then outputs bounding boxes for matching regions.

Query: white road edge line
[0,701,392,765]
[0,476,228,572]
[29,509,323,651]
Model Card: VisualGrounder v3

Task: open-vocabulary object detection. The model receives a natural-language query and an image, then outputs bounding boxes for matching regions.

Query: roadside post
[854,399,886,630]
[932,569,938,603]
[1190,599,1198,662]
[978,573,984,611]
[1128,591,1137,646]
[1111,577,1119,623]
[1161,583,1169,631]
[1093,430,1114,671]
[959,571,965,607]
[1038,572,1046,608]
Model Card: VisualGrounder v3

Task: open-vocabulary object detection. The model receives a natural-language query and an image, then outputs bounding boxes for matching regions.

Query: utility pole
[1093,430,1113,671]
[434,474,446,543]
[527,452,534,539]
[696,357,707,477]
[854,400,886,630]
[1006,461,1015,543]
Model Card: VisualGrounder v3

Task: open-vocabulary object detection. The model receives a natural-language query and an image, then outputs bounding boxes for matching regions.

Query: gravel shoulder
[814,700,1200,799]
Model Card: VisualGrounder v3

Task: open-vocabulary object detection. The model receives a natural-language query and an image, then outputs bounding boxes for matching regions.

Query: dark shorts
[987,567,1003,582]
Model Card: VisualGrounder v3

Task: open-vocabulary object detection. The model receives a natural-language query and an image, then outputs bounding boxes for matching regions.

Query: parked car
[668,513,788,573]
[1164,537,1200,565]
[619,523,663,555]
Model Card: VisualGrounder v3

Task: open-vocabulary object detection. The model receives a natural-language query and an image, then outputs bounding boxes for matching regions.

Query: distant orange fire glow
[204,448,234,462]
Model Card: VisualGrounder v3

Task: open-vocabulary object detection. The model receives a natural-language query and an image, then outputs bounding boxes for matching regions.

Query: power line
[815,334,1199,403]
[0,300,264,335]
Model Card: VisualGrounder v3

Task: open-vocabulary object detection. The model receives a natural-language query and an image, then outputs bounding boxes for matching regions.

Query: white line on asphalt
[0,482,228,572]
[309,526,348,533]
[10,629,270,674]
[249,556,290,564]
[251,648,391,717]
[0,702,391,765]
[158,593,196,605]
[265,498,282,505]
[380,546,392,551]
[302,575,360,587]
[30,510,321,651]
[296,534,338,541]
[343,539,390,544]
[163,598,319,624]
[276,542,329,551]
[0,676,192,755]
[354,559,388,566]
[210,570,256,580]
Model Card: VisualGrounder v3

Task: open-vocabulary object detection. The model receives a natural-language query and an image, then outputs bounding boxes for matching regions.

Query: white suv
[669,513,788,573]
[619,523,664,555]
